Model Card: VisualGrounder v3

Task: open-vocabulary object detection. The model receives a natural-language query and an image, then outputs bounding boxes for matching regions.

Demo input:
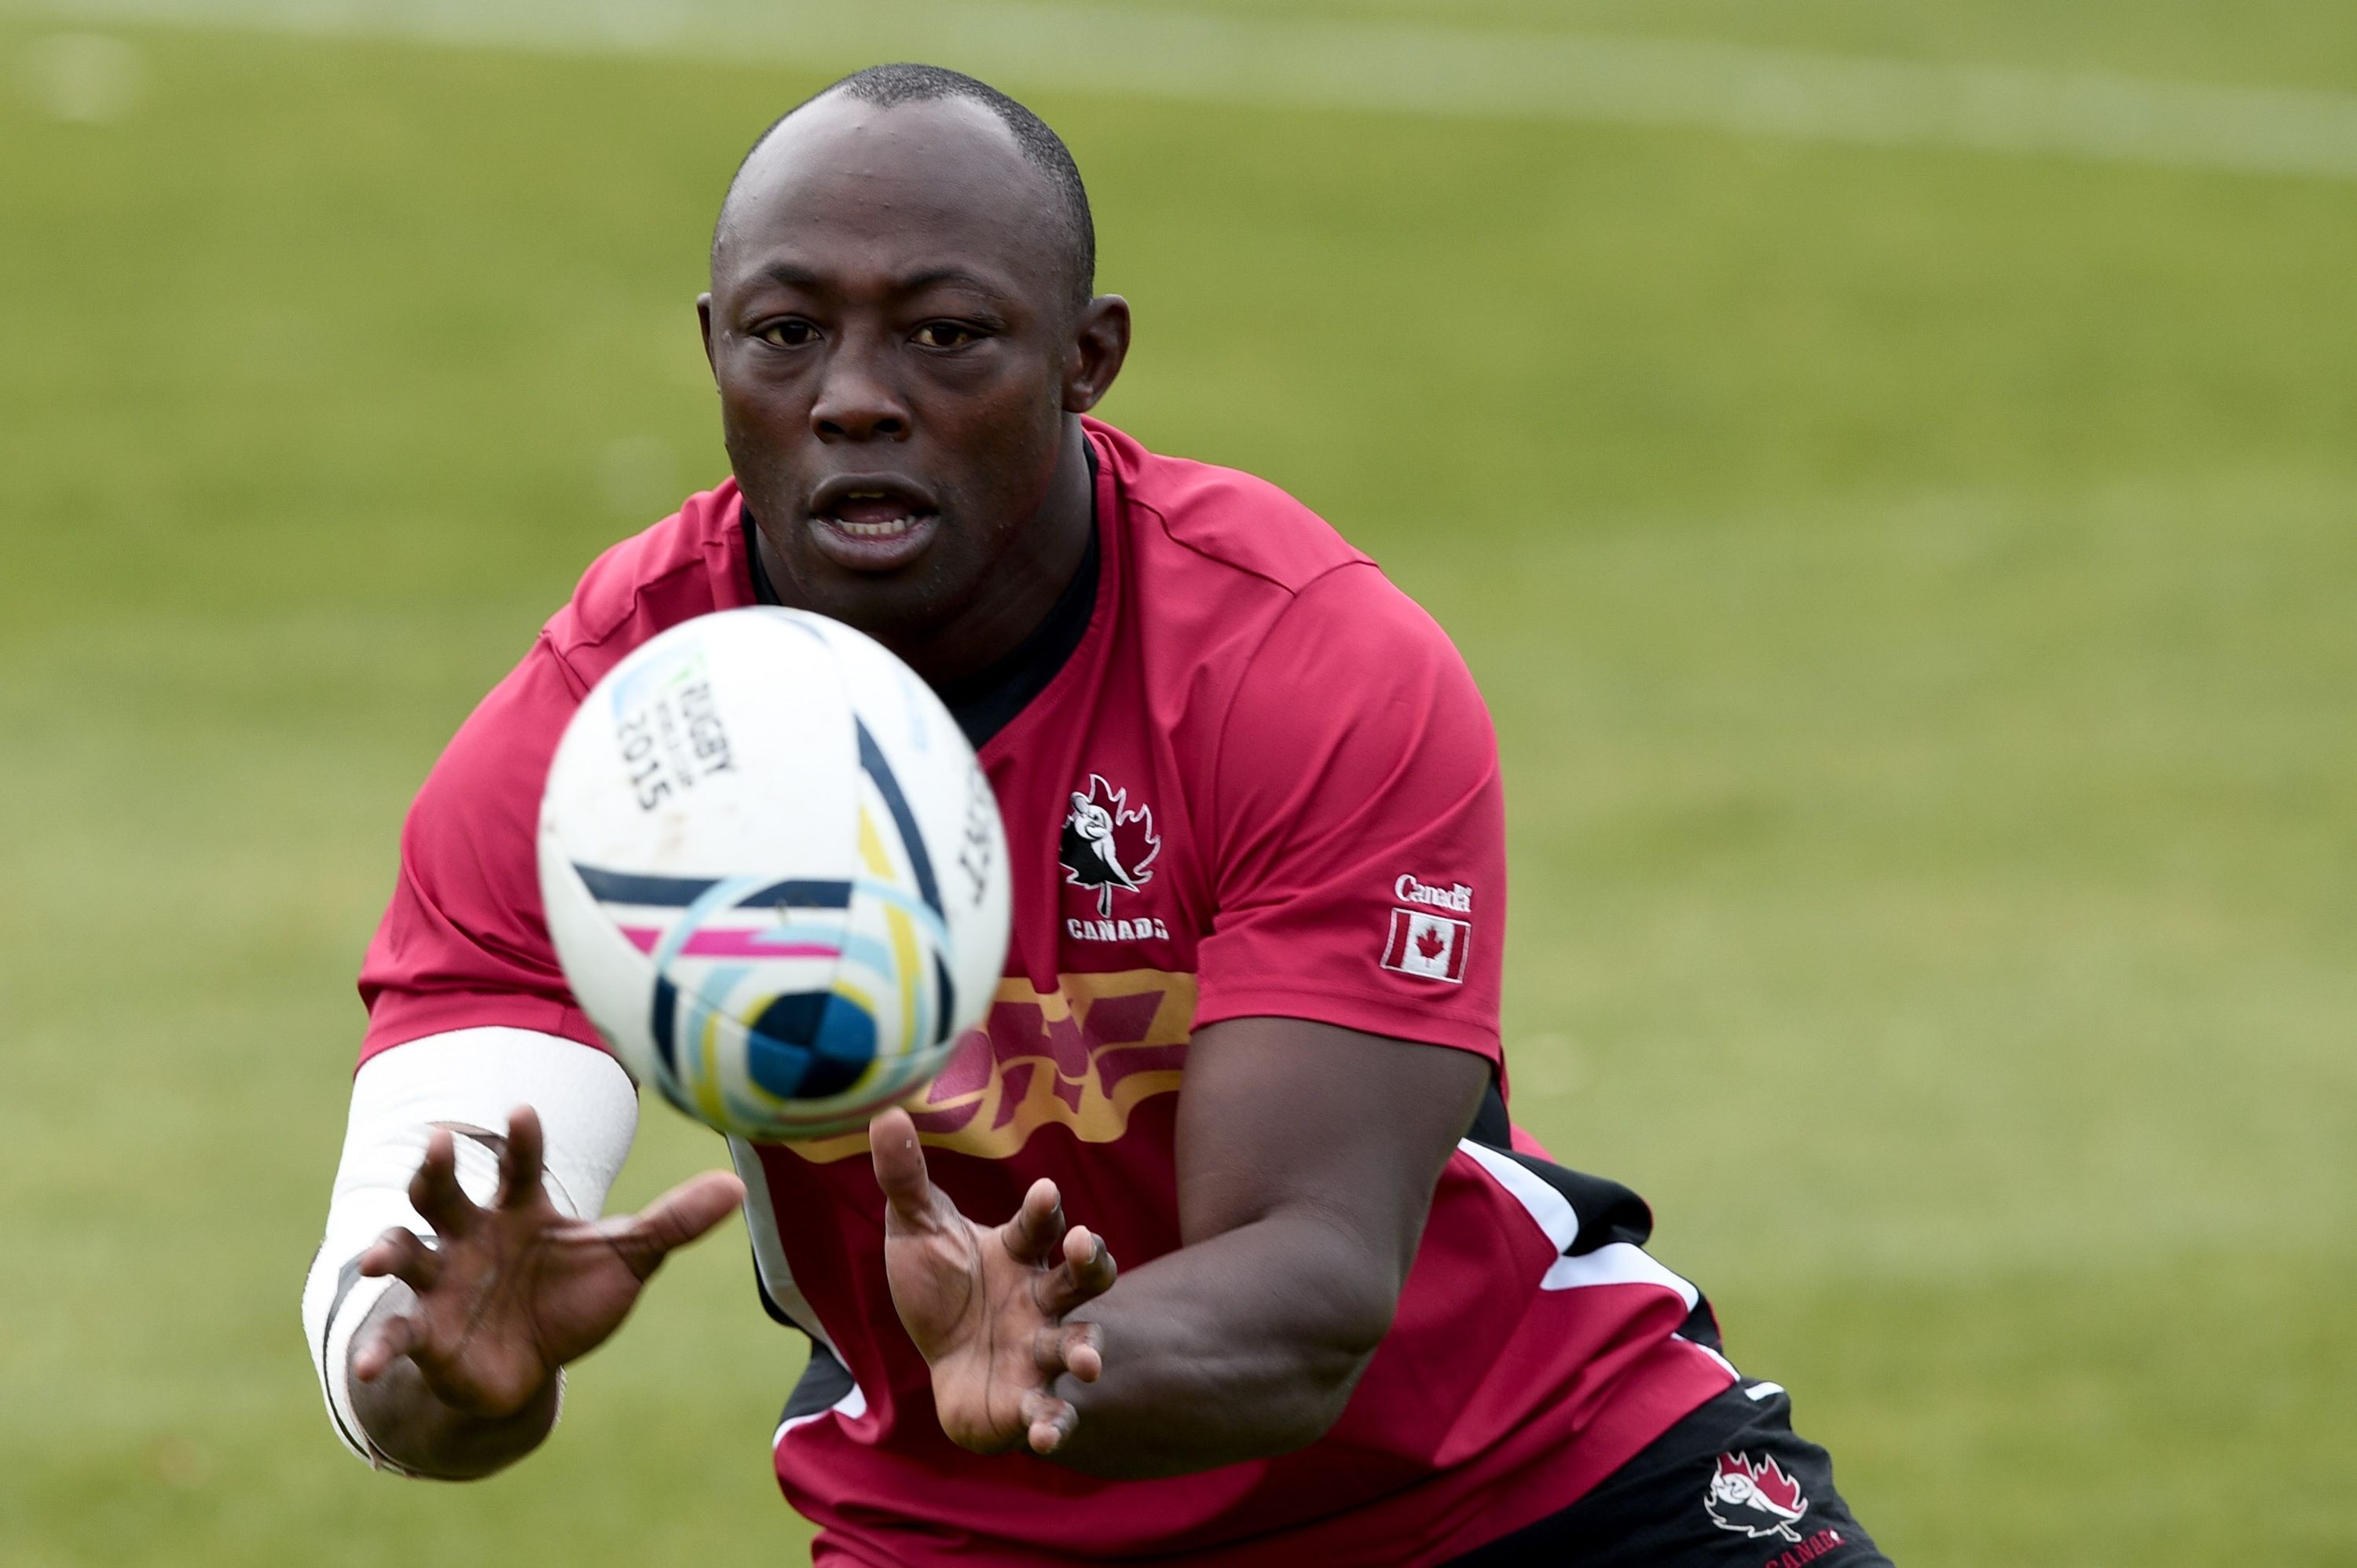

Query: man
[301,64,1890,1565]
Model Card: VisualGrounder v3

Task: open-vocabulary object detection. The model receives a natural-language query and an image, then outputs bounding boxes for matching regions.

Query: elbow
[1272,1350,1377,1454]
[1332,1279,1402,1362]
[1277,1286,1400,1451]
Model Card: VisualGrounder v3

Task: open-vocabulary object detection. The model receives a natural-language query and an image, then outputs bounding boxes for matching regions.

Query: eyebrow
[753,260,1014,298]
[896,266,1006,295]
[757,260,824,290]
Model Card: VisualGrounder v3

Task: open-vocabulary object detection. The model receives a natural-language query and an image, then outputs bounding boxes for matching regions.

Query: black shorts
[1448,1381,1891,1566]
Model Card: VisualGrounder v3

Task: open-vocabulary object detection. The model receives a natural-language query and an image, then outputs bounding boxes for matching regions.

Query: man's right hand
[348,1105,743,1467]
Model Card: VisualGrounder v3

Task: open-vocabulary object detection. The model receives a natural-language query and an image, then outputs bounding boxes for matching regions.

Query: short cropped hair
[723,63,1096,310]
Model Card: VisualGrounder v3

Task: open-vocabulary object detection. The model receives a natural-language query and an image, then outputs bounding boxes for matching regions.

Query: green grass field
[3,5,2353,1563]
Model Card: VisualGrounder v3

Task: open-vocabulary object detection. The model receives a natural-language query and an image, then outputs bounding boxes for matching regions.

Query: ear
[1061,295,1132,415]
[697,294,718,382]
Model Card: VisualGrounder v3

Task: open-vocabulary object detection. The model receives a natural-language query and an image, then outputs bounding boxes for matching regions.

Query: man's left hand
[871,1106,1118,1455]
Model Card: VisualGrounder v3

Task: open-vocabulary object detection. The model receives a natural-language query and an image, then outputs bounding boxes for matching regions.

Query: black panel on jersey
[1462,1078,1727,1351]
[781,1339,858,1424]
[741,449,1102,752]
[1462,1078,1657,1256]
[1466,1076,1514,1148]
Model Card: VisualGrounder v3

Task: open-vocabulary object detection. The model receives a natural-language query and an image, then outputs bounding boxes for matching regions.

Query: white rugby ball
[537,607,1010,1141]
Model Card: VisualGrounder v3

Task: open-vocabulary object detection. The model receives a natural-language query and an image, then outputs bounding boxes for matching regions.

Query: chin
[802,566,970,643]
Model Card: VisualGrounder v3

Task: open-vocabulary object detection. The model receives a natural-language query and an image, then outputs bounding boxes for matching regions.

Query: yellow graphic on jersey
[786,969,1195,1164]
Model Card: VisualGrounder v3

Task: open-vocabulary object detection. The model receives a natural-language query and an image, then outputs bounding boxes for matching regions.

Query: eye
[912,321,982,350]
[753,319,818,349]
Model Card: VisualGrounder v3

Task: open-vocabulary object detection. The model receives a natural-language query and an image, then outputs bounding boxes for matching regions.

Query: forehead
[713,94,1064,303]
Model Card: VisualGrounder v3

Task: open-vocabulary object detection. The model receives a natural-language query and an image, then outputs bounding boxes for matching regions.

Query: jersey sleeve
[1192,564,1505,1061]
[355,639,606,1065]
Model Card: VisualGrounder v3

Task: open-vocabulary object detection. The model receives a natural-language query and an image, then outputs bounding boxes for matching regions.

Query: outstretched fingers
[407,1128,477,1237]
[611,1170,746,1280]
[1034,1225,1117,1317]
[1020,1389,1080,1456]
[357,1225,442,1295]
[1032,1319,1104,1384]
[350,1306,421,1383]
[870,1108,942,1233]
[1003,1178,1067,1268]
[494,1104,545,1210]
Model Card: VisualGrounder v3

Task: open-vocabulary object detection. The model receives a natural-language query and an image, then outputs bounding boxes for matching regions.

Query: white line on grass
[12,0,2357,181]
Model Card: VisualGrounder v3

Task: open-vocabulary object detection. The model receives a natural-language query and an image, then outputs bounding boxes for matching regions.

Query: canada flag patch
[1381,908,1470,984]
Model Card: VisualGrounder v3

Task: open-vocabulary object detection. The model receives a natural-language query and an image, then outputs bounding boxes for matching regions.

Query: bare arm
[871,1017,1488,1478]
[1049,1017,1487,1475]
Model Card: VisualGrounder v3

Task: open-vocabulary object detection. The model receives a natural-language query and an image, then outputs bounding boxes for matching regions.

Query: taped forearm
[299,1028,637,1471]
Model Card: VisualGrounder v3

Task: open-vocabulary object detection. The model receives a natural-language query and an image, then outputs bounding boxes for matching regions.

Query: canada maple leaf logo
[1059,775,1160,917]
[1416,925,1448,962]
[1705,1453,1810,1542]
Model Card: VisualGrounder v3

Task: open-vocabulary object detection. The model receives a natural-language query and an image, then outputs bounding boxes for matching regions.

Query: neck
[753,418,1096,687]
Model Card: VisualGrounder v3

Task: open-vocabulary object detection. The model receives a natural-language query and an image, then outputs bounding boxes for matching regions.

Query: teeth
[833,515,915,538]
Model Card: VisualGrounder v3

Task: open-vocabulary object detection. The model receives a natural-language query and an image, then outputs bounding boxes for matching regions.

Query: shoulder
[1266,555,1468,672]
[1221,562,1494,780]
[541,480,748,687]
[1090,419,1470,690]
[1089,419,1368,597]
[401,481,749,881]
[1085,419,1486,749]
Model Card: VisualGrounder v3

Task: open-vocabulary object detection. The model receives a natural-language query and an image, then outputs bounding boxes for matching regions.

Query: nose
[810,332,910,443]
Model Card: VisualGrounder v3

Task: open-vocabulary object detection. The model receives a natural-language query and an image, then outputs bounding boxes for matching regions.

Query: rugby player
[302,64,1890,1566]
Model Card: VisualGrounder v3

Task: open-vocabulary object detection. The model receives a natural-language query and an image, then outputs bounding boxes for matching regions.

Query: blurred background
[2,2,2352,1563]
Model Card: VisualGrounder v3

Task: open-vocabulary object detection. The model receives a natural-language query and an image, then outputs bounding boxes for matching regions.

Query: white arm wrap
[299,1028,639,1470]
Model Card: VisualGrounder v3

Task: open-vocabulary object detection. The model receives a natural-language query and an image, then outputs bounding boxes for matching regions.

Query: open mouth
[807,477,941,570]
[823,490,931,536]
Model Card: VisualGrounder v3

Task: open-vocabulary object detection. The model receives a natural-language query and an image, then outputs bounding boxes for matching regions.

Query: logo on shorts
[1061,775,1159,918]
[1380,907,1470,984]
[1706,1452,1811,1542]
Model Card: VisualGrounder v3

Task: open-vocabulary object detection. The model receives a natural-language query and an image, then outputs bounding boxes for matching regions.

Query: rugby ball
[537,607,1010,1141]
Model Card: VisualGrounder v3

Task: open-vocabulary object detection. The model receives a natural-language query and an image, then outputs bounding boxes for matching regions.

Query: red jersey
[358,419,1736,1564]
